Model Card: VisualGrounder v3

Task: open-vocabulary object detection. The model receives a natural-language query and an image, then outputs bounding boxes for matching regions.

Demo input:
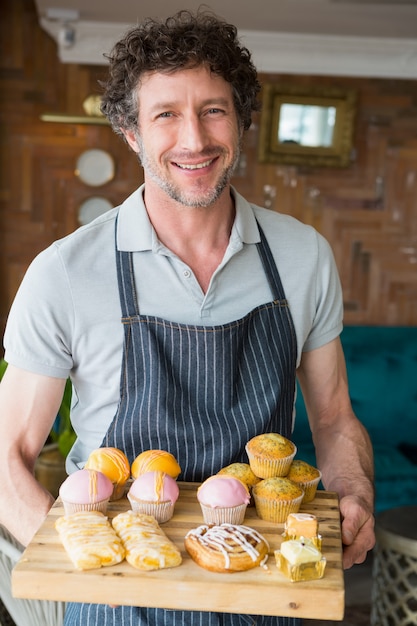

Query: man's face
[124,65,242,208]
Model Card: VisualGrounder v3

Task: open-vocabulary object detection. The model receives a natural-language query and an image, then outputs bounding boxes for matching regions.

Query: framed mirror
[258,84,356,168]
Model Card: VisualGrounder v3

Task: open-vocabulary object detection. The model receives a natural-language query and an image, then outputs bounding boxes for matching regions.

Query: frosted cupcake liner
[253,492,304,523]
[246,445,297,478]
[62,498,110,516]
[127,495,174,523]
[199,503,247,525]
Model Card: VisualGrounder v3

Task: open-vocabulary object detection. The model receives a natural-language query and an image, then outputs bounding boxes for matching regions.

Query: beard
[135,133,241,208]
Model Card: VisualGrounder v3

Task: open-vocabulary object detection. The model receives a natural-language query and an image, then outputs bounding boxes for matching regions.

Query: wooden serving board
[12,483,344,620]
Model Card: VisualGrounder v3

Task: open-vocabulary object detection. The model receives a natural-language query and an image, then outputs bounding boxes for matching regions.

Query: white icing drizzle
[186,523,269,569]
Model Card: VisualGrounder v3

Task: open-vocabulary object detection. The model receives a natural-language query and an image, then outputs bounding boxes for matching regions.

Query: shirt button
[183,270,191,278]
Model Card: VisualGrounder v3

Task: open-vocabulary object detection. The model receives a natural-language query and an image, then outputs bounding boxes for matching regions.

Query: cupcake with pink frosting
[197,475,250,525]
[59,468,113,515]
[127,471,179,523]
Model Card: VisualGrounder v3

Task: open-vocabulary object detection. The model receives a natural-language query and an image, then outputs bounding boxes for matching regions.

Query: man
[0,10,374,626]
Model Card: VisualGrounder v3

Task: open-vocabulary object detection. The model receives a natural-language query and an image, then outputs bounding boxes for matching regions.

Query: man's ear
[122,129,140,153]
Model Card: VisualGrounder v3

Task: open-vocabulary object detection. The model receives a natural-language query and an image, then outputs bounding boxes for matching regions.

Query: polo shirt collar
[116,184,260,252]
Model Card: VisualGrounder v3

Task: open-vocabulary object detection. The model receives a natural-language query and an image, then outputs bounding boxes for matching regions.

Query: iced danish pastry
[185,523,269,573]
[112,511,182,571]
[55,511,125,570]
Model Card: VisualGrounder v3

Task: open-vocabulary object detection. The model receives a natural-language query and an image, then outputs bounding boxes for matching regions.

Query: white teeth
[176,159,213,170]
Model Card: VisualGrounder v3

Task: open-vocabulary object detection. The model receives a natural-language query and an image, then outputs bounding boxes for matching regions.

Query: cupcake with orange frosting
[197,475,250,525]
[59,468,113,515]
[131,450,181,480]
[127,471,179,523]
[85,447,130,500]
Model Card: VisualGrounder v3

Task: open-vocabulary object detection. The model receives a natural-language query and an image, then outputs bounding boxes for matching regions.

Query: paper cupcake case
[62,499,110,516]
[245,446,297,478]
[199,502,247,525]
[127,497,174,523]
[252,492,304,523]
[297,473,322,503]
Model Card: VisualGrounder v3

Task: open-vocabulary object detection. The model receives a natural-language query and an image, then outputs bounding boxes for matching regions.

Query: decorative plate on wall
[75,149,115,186]
[78,197,113,225]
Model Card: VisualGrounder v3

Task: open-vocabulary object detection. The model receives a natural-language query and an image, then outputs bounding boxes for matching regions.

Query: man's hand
[339,494,375,569]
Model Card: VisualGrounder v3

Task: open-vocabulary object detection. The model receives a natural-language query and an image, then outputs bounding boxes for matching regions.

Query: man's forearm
[1,455,55,546]
[313,416,375,510]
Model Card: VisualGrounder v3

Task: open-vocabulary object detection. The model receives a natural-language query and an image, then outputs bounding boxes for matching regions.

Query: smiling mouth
[174,158,214,170]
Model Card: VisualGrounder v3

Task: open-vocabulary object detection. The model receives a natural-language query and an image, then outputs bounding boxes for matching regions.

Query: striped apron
[64,221,300,626]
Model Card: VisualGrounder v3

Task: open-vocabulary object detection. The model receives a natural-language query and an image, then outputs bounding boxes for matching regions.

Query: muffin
[59,468,113,515]
[217,462,261,506]
[286,460,322,503]
[252,477,304,523]
[131,450,181,480]
[245,433,297,478]
[217,463,261,489]
[127,470,179,523]
[84,447,130,500]
[197,475,250,525]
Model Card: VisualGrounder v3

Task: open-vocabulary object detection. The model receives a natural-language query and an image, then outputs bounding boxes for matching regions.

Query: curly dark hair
[100,10,261,135]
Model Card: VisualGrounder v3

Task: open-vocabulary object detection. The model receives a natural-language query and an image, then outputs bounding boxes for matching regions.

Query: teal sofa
[293,326,417,513]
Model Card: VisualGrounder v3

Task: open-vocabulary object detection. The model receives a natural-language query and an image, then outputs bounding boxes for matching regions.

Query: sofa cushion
[293,326,417,513]
[340,326,417,449]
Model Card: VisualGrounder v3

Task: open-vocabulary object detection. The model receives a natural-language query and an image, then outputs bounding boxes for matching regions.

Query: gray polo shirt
[4,185,343,470]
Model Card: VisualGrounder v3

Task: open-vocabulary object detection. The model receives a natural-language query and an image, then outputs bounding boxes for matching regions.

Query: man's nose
[178,115,208,153]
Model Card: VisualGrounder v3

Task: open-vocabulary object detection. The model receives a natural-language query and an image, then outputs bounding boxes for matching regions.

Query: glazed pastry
[112,510,182,571]
[127,470,179,523]
[185,523,269,573]
[84,447,130,500]
[59,468,113,515]
[197,475,250,525]
[131,450,181,479]
[55,511,125,570]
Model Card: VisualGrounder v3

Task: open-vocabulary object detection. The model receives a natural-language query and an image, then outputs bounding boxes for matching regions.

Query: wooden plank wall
[1,0,417,356]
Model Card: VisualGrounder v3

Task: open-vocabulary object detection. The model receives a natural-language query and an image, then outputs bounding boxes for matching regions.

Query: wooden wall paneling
[1,0,417,353]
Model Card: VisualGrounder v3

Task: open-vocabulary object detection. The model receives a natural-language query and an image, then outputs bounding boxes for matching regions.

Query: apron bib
[65,221,300,626]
